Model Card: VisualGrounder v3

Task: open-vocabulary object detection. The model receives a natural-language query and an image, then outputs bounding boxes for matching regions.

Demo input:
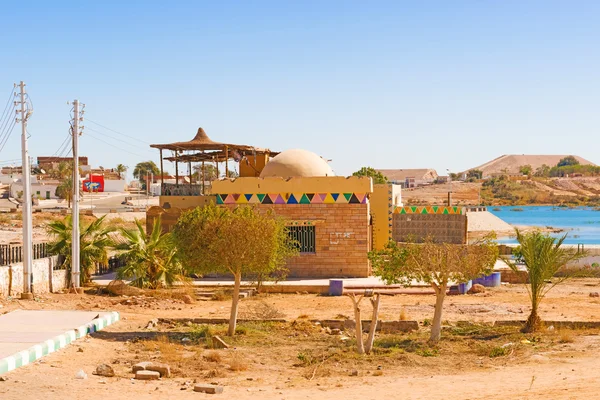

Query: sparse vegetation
[173,204,298,336]
[369,238,498,342]
[503,229,585,332]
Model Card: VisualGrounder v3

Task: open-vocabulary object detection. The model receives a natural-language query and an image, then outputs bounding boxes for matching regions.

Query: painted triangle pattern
[214,193,370,205]
[393,206,463,215]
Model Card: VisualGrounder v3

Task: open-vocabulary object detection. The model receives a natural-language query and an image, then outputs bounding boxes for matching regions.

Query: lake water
[488,206,600,245]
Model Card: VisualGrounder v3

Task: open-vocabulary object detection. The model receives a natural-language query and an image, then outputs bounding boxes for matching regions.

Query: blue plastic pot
[329,279,344,296]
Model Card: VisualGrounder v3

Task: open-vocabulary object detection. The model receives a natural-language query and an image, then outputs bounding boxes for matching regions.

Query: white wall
[103,179,127,192]
[0,174,19,185]
[10,183,59,199]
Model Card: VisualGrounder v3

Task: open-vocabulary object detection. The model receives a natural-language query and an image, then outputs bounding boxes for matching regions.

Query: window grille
[287,226,316,254]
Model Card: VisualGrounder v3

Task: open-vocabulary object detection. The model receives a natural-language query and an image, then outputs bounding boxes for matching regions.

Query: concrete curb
[0,311,120,376]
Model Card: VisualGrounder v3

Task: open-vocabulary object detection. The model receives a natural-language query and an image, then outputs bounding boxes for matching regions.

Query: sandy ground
[2,279,600,399]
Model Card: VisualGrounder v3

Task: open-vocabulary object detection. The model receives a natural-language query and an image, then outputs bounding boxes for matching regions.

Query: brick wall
[392,214,467,244]
[150,203,372,278]
[252,204,372,278]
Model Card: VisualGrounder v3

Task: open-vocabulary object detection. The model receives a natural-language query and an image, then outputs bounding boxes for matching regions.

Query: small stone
[94,364,115,377]
[530,354,550,363]
[182,295,193,304]
[194,384,224,394]
[350,370,359,376]
[212,335,230,349]
[0,376,8,381]
[589,292,599,298]
[77,347,84,353]
[135,370,160,380]
[468,284,485,294]
[147,363,171,378]
[330,328,341,335]
[132,361,153,373]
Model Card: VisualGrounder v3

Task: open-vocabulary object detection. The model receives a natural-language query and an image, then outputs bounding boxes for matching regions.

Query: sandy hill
[468,155,596,176]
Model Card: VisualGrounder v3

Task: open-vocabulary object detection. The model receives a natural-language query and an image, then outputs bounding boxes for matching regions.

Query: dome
[260,149,334,178]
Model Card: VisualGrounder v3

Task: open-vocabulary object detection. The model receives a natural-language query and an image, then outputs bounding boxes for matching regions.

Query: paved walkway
[0,310,119,375]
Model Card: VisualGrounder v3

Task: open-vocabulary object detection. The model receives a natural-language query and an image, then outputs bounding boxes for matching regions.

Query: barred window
[287,226,316,254]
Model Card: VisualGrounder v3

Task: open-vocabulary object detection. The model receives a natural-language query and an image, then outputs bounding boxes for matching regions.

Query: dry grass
[240,301,285,320]
[204,351,223,363]
[228,352,249,371]
[399,308,408,321]
[559,330,575,344]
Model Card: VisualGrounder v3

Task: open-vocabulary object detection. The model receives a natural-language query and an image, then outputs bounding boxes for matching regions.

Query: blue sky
[1,1,599,179]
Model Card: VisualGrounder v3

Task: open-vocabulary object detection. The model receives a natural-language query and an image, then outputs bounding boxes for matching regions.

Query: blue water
[488,206,600,245]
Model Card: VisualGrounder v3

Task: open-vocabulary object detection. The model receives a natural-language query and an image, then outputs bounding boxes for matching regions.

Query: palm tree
[47,215,116,286]
[505,229,584,333]
[116,164,128,180]
[115,217,183,289]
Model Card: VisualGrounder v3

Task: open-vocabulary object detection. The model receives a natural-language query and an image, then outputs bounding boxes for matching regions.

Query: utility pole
[17,81,33,300]
[71,100,84,290]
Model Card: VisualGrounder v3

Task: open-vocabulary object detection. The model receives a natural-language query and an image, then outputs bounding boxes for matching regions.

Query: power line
[0,87,16,150]
[86,118,152,145]
[86,126,154,153]
[84,131,150,158]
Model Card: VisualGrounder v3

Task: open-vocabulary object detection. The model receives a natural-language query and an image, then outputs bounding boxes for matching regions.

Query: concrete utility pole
[71,100,83,289]
[17,81,33,299]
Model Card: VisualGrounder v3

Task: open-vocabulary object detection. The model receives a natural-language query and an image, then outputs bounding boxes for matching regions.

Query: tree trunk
[364,294,381,354]
[228,272,242,336]
[429,282,447,343]
[349,294,365,354]
[523,299,542,333]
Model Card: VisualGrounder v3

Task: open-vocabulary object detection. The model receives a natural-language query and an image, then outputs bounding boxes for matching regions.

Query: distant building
[377,169,438,187]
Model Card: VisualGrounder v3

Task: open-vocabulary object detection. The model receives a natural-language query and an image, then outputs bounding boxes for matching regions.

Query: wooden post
[202,160,205,195]
[225,146,229,178]
[188,161,192,188]
[159,149,164,188]
[175,151,179,187]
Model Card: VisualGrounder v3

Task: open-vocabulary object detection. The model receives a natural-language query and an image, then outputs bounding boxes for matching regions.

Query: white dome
[260,149,334,178]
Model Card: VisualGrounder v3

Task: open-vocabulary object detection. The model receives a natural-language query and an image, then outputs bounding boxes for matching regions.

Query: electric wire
[84,131,149,158]
[86,118,152,145]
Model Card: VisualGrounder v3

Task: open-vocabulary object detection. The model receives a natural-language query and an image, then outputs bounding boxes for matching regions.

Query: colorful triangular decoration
[224,194,236,204]
[256,193,265,203]
[232,194,240,201]
[343,193,352,201]
[306,193,314,201]
[216,194,224,205]
[262,194,273,204]
[287,194,298,204]
[236,194,248,204]
[274,194,285,204]
[349,193,360,204]
[331,193,339,201]
[299,194,311,204]
[323,193,336,204]
[244,194,253,201]
[311,193,323,204]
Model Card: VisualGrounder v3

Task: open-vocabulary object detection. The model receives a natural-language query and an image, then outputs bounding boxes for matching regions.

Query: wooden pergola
[150,127,276,194]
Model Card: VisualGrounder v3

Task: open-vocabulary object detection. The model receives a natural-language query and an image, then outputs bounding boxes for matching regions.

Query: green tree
[534,164,550,177]
[352,167,388,184]
[192,164,238,180]
[503,229,584,333]
[115,217,183,289]
[46,215,115,286]
[173,204,298,335]
[467,169,483,180]
[369,238,498,343]
[557,156,579,167]
[519,165,532,176]
[133,161,160,188]
[116,164,128,180]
